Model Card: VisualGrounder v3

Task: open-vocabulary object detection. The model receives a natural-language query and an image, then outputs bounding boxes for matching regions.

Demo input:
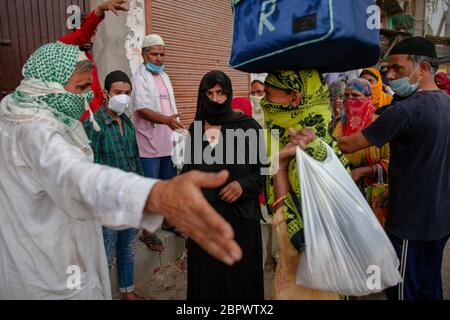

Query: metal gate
[149,0,250,126]
[0,0,90,99]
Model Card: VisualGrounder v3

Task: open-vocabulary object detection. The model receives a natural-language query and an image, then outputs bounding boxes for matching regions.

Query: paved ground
[133,240,449,300]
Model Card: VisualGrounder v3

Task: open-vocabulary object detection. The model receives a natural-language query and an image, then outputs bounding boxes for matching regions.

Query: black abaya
[183,118,266,300]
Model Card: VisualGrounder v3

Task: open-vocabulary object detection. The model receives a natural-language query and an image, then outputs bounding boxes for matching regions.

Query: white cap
[252,73,268,85]
[142,34,165,49]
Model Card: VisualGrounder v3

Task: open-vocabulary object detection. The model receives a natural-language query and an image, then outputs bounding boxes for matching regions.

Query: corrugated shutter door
[150,0,250,126]
[0,0,90,96]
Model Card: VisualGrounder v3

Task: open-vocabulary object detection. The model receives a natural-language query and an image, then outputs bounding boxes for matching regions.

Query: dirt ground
[135,250,275,300]
[135,241,450,300]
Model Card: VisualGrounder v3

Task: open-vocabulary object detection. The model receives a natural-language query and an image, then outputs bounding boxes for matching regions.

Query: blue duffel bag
[229,0,380,73]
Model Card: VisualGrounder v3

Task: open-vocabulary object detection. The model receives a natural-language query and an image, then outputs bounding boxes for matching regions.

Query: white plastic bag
[295,142,401,296]
[171,129,187,170]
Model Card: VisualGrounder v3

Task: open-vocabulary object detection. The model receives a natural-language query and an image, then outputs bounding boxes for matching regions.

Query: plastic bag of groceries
[295,142,401,296]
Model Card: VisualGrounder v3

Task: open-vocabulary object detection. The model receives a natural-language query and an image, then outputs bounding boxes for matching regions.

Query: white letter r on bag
[259,0,277,36]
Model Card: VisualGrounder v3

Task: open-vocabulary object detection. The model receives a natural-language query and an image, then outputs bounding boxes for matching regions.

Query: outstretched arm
[21,123,242,267]
[146,171,242,266]
[273,128,316,208]
[337,132,372,154]
[59,0,128,46]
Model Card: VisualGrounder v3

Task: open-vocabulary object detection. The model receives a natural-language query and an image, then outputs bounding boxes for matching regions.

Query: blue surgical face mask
[389,66,421,97]
[145,61,165,74]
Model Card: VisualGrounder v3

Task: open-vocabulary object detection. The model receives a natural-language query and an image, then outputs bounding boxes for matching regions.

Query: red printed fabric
[342,97,375,136]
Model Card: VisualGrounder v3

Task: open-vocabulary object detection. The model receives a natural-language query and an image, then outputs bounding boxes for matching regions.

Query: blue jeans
[102,227,138,293]
[141,156,177,180]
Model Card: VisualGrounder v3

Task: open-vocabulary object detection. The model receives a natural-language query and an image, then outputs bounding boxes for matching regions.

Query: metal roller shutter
[149,0,250,126]
[0,0,90,97]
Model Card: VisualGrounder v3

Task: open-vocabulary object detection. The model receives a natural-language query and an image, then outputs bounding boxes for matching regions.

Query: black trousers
[386,233,449,300]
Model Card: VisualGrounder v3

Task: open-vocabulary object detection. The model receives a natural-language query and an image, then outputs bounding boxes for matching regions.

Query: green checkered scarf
[0,42,94,157]
[16,41,94,125]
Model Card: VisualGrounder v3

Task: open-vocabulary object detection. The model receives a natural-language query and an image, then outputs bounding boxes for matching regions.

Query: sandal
[139,234,165,252]
[162,225,186,238]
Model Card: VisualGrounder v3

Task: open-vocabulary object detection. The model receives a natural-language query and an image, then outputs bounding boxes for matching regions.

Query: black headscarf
[194,70,248,125]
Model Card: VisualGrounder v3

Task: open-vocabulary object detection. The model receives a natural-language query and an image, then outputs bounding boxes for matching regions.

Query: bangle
[273,194,287,209]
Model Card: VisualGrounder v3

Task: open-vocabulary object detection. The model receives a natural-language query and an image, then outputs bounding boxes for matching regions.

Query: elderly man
[0,42,241,300]
[131,34,184,251]
[297,37,450,300]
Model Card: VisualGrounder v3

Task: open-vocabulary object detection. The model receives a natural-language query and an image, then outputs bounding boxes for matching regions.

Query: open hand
[351,166,375,183]
[165,115,185,131]
[145,170,242,266]
[96,0,129,16]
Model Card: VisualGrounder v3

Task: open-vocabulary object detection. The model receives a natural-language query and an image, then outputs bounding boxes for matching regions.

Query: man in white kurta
[0,41,241,300]
[0,120,162,299]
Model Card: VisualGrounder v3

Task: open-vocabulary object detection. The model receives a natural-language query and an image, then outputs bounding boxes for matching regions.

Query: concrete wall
[91,0,146,86]
[426,0,449,36]
[414,0,426,36]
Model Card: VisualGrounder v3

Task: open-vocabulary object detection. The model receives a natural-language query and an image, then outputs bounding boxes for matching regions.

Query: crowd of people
[0,0,449,301]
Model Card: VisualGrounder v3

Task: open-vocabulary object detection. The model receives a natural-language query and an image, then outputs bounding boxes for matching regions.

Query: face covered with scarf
[260,70,332,151]
[194,70,248,125]
[360,67,393,108]
[342,78,376,136]
[435,72,450,95]
[0,41,95,157]
[260,70,339,251]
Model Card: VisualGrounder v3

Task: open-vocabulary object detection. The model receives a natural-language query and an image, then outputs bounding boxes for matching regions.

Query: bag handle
[377,164,384,184]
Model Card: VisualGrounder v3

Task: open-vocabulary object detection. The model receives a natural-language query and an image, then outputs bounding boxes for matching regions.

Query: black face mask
[195,70,248,125]
[202,97,233,124]
[204,97,230,114]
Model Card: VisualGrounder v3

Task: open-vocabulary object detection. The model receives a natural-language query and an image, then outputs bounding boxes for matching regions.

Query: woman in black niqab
[194,70,249,125]
[183,70,266,300]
